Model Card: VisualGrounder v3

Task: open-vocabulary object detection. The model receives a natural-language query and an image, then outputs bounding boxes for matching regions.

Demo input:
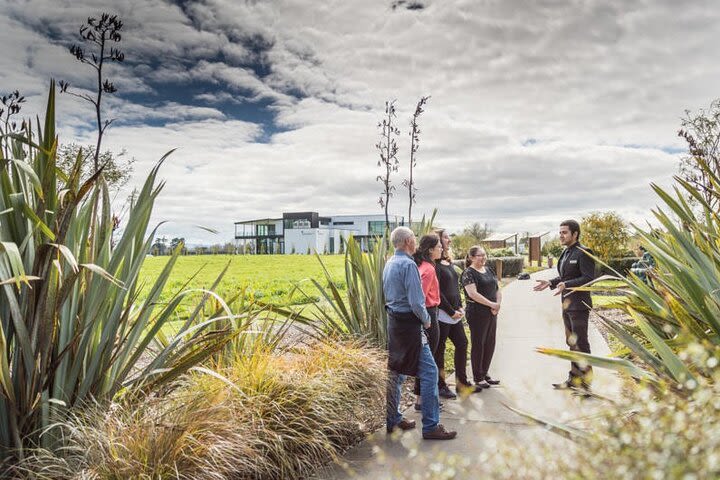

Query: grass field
[139,254,347,308]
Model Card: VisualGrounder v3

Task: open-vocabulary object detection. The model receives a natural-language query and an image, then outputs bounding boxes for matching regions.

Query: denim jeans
[387,343,439,433]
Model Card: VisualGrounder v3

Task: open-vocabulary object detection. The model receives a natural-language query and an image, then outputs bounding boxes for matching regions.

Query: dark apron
[387,310,423,376]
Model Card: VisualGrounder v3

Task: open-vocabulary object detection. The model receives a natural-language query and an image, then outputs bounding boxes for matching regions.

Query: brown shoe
[386,417,416,434]
[422,423,457,440]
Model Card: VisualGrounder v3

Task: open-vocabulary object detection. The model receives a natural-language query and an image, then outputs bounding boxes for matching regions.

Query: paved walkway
[317,268,622,479]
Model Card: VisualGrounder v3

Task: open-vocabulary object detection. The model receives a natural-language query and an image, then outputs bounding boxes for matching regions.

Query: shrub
[21,340,386,480]
[308,235,388,347]
[580,211,629,261]
[601,257,640,275]
[542,237,563,257]
[487,256,524,277]
[487,247,514,257]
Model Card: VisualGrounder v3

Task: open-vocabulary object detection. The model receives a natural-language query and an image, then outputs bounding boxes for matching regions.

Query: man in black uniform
[534,219,596,391]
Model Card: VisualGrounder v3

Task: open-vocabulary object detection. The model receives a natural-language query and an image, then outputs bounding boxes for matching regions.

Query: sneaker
[484,376,500,386]
[439,385,457,399]
[475,380,491,389]
[422,423,457,440]
[414,401,444,412]
[386,417,416,434]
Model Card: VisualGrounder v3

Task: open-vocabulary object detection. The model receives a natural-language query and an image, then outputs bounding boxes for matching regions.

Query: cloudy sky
[2,0,718,244]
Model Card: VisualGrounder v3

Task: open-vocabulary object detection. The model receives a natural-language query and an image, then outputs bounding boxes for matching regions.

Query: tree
[152,236,168,256]
[57,143,134,191]
[678,99,720,212]
[169,237,185,255]
[580,211,629,261]
[376,100,400,232]
[59,13,125,173]
[463,222,492,241]
[0,90,26,149]
[402,96,430,225]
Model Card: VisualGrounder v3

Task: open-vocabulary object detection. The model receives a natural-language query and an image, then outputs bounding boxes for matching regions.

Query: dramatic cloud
[1,0,718,243]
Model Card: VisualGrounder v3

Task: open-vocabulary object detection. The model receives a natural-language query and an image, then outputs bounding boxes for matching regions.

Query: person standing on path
[461,245,502,389]
[412,234,444,410]
[533,219,596,391]
[384,226,457,440]
[434,229,481,397]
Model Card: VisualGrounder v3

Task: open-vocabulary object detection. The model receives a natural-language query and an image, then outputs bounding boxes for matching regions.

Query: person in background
[412,233,444,410]
[461,245,502,390]
[533,219,596,392]
[384,226,457,440]
[630,245,655,284]
[434,229,481,397]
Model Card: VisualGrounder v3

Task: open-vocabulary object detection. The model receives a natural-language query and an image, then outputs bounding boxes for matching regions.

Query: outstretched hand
[534,279,550,291]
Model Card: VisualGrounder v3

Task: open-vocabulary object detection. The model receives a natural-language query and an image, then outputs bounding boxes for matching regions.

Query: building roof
[483,232,518,242]
[234,218,281,225]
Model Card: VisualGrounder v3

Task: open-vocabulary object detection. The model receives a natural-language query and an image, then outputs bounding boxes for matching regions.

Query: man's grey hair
[390,226,415,248]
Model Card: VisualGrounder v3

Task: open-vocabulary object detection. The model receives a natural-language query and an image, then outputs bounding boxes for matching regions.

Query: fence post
[494,259,503,278]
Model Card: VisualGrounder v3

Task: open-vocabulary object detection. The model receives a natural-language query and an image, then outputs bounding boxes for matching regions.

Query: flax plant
[307,235,389,347]
[0,82,232,461]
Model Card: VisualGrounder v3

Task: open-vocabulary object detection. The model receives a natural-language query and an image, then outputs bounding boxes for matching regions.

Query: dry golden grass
[14,339,385,480]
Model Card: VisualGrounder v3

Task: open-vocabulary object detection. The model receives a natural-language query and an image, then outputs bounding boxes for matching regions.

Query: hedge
[601,257,641,275]
[453,256,524,278]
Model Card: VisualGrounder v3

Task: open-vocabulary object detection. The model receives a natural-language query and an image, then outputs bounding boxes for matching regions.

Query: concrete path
[317,268,622,479]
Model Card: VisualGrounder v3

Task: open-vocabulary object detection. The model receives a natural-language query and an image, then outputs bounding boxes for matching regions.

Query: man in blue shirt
[384,226,457,440]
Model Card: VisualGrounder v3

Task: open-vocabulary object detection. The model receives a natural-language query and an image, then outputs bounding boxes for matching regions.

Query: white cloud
[2,0,716,244]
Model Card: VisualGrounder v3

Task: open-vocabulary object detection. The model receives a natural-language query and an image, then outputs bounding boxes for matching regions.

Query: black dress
[461,266,499,383]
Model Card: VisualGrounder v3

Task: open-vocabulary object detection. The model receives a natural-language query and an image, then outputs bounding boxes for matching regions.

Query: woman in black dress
[434,229,481,397]
[461,245,502,389]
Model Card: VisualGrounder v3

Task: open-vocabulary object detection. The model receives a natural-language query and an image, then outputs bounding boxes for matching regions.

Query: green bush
[581,211,630,262]
[487,256,524,277]
[542,237,563,257]
[487,247,514,257]
[601,257,641,275]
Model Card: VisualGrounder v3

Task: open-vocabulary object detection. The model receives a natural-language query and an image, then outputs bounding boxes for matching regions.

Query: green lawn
[140,254,347,308]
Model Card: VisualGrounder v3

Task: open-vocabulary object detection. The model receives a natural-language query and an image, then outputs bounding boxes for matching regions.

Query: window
[333,221,354,225]
[368,221,386,235]
[256,224,276,236]
[284,218,311,229]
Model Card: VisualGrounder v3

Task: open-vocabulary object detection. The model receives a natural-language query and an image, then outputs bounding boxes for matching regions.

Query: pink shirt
[418,261,440,308]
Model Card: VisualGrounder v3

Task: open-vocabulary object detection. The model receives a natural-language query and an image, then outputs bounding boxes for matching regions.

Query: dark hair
[465,245,485,268]
[638,245,646,252]
[560,219,581,241]
[413,233,441,266]
[434,228,453,262]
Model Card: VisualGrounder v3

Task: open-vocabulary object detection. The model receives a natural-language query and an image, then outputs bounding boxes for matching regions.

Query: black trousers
[437,321,469,388]
[414,307,439,395]
[466,304,497,384]
[563,309,593,384]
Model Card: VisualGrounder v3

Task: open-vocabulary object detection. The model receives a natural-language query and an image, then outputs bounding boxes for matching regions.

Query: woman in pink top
[412,233,443,410]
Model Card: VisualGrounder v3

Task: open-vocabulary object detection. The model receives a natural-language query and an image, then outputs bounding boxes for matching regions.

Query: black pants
[437,321,470,388]
[414,307,439,395]
[466,304,497,384]
[563,310,593,384]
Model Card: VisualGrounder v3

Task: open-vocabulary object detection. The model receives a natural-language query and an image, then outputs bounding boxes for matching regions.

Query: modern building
[234,212,405,254]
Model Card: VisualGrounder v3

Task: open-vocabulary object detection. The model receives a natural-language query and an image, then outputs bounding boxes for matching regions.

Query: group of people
[384,226,503,440]
[384,219,598,440]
